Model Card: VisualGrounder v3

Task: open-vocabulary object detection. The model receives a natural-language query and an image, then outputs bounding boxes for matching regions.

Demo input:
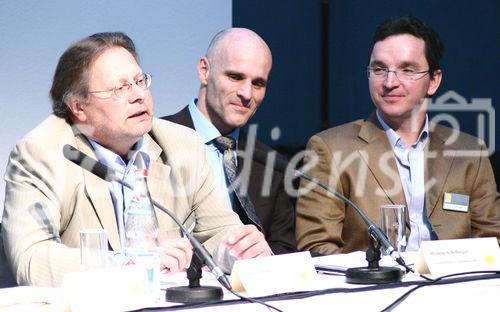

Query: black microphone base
[166,285,223,304]
[345,266,403,284]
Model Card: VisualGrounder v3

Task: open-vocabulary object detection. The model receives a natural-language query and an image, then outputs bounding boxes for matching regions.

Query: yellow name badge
[443,192,469,212]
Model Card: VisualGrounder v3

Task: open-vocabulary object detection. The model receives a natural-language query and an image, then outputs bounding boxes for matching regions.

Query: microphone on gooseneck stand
[253,149,407,284]
[63,144,232,295]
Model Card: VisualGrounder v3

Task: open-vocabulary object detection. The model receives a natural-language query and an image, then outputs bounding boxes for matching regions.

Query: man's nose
[384,70,401,89]
[128,83,146,103]
[237,81,252,101]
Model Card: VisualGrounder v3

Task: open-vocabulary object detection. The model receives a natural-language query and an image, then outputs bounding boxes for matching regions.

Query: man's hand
[159,237,193,273]
[222,224,272,259]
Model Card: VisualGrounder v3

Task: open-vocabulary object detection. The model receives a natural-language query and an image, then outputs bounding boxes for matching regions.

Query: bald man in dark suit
[162,28,296,254]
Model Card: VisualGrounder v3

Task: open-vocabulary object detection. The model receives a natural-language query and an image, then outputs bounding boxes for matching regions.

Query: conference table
[1,251,499,311]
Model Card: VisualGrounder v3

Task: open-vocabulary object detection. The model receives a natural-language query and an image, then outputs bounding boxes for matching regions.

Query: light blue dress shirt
[188,99,239,209]
[376,110,433,251]
[89,138,150,248]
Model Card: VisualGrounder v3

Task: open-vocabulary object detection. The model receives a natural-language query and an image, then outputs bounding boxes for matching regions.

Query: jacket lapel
[357,113,407,206]
[143,134,173,232]
[74,136,121,251]
[236,132,248,175]
[425,125,455,216]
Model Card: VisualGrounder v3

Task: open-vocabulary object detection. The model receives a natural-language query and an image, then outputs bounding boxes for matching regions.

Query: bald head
[196,28,273,134]
[205,28,272,70]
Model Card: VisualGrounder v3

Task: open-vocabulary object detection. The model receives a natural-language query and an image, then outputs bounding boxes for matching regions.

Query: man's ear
[427,69,442,97]
[66,96,87,123]
[197,57,210,85]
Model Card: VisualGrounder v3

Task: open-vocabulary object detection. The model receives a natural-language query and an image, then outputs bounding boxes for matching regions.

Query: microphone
[252,149,406,268]
[63,144,232,290]
[63,144,120,183]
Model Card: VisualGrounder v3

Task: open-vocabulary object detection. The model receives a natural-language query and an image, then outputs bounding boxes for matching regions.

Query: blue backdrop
[234,0,499,159]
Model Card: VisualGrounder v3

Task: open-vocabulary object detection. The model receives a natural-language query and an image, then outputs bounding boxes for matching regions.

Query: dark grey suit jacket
[162,106,297,254]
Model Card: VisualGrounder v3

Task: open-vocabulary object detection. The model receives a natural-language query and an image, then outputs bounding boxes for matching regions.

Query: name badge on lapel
[443,192,469,212]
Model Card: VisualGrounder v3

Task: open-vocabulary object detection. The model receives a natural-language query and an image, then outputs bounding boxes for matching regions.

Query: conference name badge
[443,192,469,212]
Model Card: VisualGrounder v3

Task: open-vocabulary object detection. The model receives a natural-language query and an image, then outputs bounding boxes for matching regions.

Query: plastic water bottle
[124,168,161,302]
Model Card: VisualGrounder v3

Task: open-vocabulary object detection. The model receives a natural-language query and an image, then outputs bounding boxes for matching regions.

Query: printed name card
[61,266,153,311]
[229,251,318,297]
[415,237,500,276]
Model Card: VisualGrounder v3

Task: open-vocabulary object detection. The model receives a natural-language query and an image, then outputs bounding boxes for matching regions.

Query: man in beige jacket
[1,32,270,286]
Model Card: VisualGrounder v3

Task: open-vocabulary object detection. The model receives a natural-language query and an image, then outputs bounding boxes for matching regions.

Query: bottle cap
[136,168,148,177]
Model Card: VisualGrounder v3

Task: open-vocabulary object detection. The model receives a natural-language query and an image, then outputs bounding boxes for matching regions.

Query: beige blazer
[296,113,500,254]
[2,115,242,286]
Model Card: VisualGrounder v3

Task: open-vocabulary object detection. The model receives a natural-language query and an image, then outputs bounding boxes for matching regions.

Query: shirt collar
[89,137,150,176]
[188,99,240,145]
[376,109,429,149]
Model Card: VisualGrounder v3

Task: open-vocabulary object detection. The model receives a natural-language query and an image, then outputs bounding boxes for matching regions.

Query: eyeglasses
[367,67,429,82]
[89,73,152,99]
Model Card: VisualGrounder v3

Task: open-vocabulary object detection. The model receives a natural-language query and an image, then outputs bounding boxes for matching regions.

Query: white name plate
[229,251,318,297]
[415,237,500,277]
[61,266,154,311]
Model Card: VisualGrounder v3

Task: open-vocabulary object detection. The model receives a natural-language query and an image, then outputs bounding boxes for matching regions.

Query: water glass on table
[379,204,407,254]
[80,229,109,271]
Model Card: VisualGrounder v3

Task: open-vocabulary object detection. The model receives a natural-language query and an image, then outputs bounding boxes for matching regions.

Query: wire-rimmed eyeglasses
[89,73,152,99]
[367,67,429,82]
